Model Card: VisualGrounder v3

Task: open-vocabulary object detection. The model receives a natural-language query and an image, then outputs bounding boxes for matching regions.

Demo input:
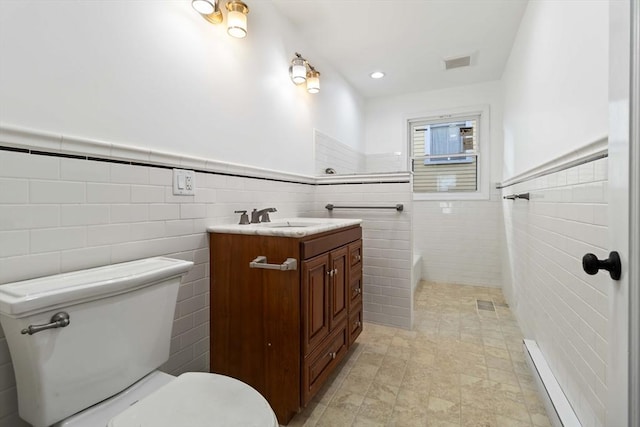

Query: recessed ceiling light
[370,71,385,79]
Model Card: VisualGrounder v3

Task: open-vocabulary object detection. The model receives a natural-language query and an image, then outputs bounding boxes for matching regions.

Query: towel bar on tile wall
[325,204,404,212]
[503,193,530,200]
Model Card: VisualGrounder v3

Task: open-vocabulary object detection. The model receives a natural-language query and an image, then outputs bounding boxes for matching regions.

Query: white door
[606,1,639,426]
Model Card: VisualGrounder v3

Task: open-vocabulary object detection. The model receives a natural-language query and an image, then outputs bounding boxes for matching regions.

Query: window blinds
[411,117,479,193]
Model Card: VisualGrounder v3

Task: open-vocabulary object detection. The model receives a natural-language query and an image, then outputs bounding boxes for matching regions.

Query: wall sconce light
[225,1,250,38]
[289,53,321,94]
[192,0,223,24]
[306,67,320,94]
[289,53,307,84]
[192,0,249,38]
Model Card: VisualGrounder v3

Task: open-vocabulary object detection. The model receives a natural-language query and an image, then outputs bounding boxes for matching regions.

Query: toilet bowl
[0,257,278,427]
[57,371,278,427]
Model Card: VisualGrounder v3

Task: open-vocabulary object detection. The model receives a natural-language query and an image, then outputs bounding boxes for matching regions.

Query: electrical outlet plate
[173,169,195,195]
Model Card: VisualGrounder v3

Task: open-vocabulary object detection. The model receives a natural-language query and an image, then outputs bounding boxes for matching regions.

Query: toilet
[0,257,279,427]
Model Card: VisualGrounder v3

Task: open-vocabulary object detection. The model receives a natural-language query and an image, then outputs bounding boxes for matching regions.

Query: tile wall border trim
[497,136,608,189]
[0,124,410,186]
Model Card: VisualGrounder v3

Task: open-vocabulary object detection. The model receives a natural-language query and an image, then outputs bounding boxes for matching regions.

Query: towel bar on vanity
[249,256,298,271]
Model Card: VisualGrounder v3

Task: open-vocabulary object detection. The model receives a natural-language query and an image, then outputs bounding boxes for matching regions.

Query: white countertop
[207,218,362,238]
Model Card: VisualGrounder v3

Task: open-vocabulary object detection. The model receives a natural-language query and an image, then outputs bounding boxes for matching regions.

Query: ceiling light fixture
[289,53,321,94]
[370,71,385,79]
[191,0,249,37]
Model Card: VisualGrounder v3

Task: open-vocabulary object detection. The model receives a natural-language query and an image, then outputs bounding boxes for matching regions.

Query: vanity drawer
[348,304,363,346]
[302,226,361,260]
[302,324,348,405]
[349,275,363,308]
[349,240,362,269]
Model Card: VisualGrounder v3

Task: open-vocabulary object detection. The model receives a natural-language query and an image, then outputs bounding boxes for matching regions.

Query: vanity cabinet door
[328,246,348,332]
[302,245,349,356]
[302,254,330,356]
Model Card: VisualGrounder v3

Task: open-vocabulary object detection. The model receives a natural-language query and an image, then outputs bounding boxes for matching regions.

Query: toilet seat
[107,372,278,427]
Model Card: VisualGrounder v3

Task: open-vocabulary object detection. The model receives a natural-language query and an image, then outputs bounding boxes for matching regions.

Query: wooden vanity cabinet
[348,240,363,345]
[209,225,363,425]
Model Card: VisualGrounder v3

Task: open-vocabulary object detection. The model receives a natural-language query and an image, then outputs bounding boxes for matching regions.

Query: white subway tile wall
[0,148,414,426]
[502,157,609,427]
[311,183,413,329]
[413,196,505,287]
[314,130,365,175]
[0,149,318,427]
[364,152,404,173]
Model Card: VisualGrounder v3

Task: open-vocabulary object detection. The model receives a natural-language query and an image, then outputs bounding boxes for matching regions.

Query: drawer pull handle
[250,256,297,271]
[355,288,361,294]
[328,351,336,360]
[355,321,361,327]
[355,255,361,261]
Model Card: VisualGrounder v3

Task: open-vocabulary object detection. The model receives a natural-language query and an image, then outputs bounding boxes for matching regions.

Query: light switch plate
[173,169,195,195]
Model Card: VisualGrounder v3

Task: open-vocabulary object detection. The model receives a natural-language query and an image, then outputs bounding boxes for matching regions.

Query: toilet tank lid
[0,257,194,317]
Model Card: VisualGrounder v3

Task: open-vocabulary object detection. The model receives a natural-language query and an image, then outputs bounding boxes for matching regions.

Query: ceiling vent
[444,55,471,70]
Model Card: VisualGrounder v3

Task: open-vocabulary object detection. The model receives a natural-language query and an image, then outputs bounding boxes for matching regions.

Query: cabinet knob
[327,269,333,277]
[356,255,361,261]
[328,351,336,360]
[355,321,361,327]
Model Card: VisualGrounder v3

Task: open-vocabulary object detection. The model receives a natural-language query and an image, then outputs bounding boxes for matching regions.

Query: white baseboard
[523,339,582,427]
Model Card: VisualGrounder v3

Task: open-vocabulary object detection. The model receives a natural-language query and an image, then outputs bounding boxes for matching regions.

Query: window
[409,107,489,199]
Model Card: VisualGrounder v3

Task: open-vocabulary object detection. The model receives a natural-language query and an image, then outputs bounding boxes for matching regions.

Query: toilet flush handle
[21,312,70,335]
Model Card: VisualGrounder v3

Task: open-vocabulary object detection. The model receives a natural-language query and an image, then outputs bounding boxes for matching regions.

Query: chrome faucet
[251,207,277,223]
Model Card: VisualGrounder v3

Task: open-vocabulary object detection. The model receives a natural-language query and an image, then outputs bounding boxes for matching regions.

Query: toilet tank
[0,257,193,427]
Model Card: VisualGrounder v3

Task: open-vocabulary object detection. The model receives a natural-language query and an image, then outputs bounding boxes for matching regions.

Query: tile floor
[288,281,552,427]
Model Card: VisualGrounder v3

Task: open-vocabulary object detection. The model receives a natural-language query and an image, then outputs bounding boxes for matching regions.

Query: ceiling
[271,0,529,99]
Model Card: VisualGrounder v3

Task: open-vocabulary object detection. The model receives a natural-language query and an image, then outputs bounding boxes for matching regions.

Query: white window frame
[406,104,491,201]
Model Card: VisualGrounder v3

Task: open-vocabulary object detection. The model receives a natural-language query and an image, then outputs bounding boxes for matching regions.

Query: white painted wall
[0,1,364,176]
[0,2,368,424]
[500,2,610,426]
[365,80,504,184]
[501,0,609,180]
[365,81,506,288]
